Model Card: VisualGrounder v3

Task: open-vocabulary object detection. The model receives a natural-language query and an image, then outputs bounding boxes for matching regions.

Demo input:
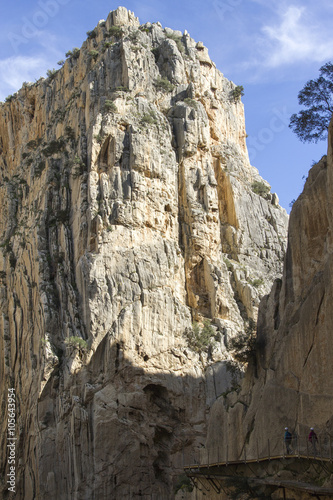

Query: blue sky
[1,0,332,211]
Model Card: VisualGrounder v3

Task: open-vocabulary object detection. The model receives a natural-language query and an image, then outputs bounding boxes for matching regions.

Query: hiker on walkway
[308,427,318,455]
[284,427,292,454]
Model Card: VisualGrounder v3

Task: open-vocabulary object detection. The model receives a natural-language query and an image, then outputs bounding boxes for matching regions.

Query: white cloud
[0,29,64,101]
[259,5,333,68]
[0,55,50,100]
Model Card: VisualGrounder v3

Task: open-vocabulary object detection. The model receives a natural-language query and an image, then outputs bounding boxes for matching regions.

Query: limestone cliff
[0,7,287,499]
[204,120,333,497]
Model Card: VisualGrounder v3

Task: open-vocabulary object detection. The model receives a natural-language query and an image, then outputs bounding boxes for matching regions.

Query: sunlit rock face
[0,7,287,499]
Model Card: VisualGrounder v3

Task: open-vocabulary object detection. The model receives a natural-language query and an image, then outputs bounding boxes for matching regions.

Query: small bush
[154,77,174,93]
[230,85,244,101]
[42,138,65,157]
[230,319,257,363]
[94,133,104,144]
[5,95,14,103]
[103,41,113,50]
[166,32,184,53]
[184,98,198,109]
[56,209,70,223]
[72,156,86,177]
[88,50,99,61]
[27,138,42,150]
[107,26,124,38]
[57,60,65,66]
[34,160,46,177]
[46,68,58,80]
[0,239,11,255]
[223,257,233,271]
[185,319,215,353]
[248,277,264,288]
[141,110,158,125]
[113,86,130,92]
[87,29,97,39]
[251,181,270,198]
[139,26,150,33]
[54,108,66,122]
[65,336,88,353]
[104,100,117,113]
[128,30,140,43]
[65,47,80,59]
[64,126,75,141]
[174,474,193,494]
[27,142,36,153]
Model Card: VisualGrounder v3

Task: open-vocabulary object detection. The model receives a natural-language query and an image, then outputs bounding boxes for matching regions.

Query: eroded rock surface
[0,7,287,499]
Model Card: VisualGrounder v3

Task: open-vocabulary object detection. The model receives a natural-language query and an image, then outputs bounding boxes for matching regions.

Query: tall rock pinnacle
[0,7,288,499]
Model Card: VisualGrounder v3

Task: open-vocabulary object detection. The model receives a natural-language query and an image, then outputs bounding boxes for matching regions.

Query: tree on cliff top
[289,61,333,143]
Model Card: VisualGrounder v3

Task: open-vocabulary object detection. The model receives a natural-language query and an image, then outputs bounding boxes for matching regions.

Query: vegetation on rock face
[87,29,97,39]
[104,100,117,113]
[65,336,88,353]
[248,277,264,288]
[165,32,184,53]
[154,77,174,93]
[42,138,65,157]
[65,47,80,59]
[230,85,244,102]
[174,474,193,493]
[251,181,270,198]
[185,320,215,353]
[72,155,86,177]
[94,133,104,144]
[184,98,198,109]
[230,319,257,363]
[289,61,333,143]
[141,110,158,125]
[106,26,124,38]
[46,69,58,80]
[88,50,99,61]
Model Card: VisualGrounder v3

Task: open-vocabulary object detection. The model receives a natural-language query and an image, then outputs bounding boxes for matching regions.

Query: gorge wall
[204,122,333,498]
[0,7,288,499]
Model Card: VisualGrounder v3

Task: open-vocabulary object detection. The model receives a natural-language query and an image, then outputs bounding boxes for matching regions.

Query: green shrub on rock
[251,181,270,198]
[65,336,88,353]
[185,319,215,353]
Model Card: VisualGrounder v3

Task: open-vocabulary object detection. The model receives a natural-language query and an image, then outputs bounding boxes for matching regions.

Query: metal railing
[184,433,333,469]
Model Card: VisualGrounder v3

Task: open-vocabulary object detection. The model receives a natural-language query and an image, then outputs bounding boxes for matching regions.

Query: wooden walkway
[184,453,333,470]
[184,453,333,497]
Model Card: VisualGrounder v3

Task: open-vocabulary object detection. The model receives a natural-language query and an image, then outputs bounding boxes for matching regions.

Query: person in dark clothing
[308,427,318,454]
[284,427,292,454]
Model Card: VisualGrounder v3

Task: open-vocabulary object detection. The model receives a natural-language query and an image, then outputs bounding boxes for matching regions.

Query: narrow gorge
[6,6,330,499]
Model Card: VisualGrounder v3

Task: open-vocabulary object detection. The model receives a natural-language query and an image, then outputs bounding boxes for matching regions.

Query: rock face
[205,119,333,496]
[0,8,288,499]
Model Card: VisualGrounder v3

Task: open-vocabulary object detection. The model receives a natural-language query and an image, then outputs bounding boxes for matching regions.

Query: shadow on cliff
[34,335,243,500]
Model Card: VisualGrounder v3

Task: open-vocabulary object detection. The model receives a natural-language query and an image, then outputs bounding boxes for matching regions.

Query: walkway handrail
[184,433,333,469]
